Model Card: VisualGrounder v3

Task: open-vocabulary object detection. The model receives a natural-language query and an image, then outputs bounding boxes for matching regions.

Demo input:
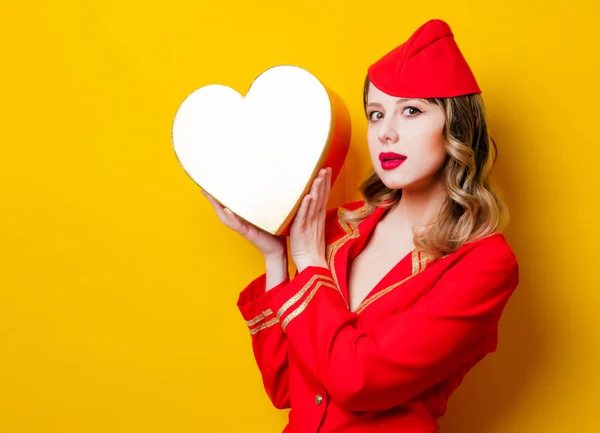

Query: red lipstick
[379,152,407,170]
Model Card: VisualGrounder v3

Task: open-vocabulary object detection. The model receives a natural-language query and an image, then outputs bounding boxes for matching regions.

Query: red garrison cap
[367,19,481,98]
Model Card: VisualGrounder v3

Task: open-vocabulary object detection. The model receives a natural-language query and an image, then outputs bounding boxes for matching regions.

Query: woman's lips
[379,152,407,170]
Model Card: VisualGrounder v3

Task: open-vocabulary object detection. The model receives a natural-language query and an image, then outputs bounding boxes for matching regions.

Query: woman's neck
[385,177,447,230]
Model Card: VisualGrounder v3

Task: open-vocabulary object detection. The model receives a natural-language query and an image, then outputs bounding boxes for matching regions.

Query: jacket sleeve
[235,206,341,409]
[237,271,292,409]
[265,247,519,412]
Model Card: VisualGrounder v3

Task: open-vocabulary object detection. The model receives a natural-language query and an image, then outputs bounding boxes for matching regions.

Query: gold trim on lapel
[324,203,436,315]
[325,204,367,308]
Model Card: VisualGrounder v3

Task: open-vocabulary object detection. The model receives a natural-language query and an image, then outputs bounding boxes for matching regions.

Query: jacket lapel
[327,205,387,309]
[328,203,436,314]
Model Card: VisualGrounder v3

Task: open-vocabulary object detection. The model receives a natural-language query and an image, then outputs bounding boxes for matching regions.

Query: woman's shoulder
[448,232,518,267]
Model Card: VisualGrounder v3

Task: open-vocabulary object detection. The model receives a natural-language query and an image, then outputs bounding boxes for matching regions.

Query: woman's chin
[376,170,411,190]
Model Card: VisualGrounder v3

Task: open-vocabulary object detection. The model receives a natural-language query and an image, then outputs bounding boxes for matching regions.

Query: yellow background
[1,1,598,432]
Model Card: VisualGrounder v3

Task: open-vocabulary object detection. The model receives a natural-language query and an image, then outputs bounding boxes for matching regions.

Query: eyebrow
[366,98,422,108]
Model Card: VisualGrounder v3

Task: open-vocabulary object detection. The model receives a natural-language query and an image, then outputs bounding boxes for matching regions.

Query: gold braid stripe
[276,274,335,320]
[249,317,279,335]
[246,308,274,327]
[412,250,420,274]
[326,205,367,308]
[281,281,337,330]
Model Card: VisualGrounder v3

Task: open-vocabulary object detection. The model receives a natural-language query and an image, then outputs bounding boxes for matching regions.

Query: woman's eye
[368,111,383,121]
[403,106,422,117]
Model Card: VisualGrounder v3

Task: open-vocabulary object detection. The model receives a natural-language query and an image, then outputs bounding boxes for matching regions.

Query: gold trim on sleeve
[249,317,279,335]
[276,274,335,320]
[246,308,274,327]
[281,280,337,330]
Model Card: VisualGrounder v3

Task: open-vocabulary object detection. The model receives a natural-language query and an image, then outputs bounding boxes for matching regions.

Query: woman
[203,18,519,433]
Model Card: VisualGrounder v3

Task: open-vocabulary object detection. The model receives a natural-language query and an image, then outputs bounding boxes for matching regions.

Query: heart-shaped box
[172,65,350,235]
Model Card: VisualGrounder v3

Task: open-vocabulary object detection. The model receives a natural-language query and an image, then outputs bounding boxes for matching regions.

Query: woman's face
[366,82,448,191]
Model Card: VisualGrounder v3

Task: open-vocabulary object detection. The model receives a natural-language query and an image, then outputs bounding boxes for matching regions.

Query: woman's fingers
[308,169,327,222]
[222,207,241,229]
[202,190,242,232]
[321,168,331,214]
[317,168,329,215]
[306,184,319,223]
[202,190,223,215]
[297,193,312,230]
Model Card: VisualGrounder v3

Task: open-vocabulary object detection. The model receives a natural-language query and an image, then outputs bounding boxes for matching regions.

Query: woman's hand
[289,167,332,273]
[202,190,287,259]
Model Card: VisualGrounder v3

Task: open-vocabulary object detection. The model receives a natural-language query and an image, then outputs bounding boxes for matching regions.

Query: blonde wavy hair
[339,76,510,260]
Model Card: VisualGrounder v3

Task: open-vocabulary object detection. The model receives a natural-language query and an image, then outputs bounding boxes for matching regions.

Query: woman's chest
[346,236,415,312]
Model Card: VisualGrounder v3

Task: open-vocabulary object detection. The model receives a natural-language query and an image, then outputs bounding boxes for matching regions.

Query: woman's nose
[377,124,399,144]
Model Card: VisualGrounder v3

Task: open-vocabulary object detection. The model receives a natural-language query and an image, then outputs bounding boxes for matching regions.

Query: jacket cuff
[238,272,290,334]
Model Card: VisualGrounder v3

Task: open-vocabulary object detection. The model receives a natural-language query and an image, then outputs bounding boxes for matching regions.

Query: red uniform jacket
[237,200,519,432]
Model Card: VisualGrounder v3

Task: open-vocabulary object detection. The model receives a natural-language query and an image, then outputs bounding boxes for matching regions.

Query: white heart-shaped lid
[173,65,335,234]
